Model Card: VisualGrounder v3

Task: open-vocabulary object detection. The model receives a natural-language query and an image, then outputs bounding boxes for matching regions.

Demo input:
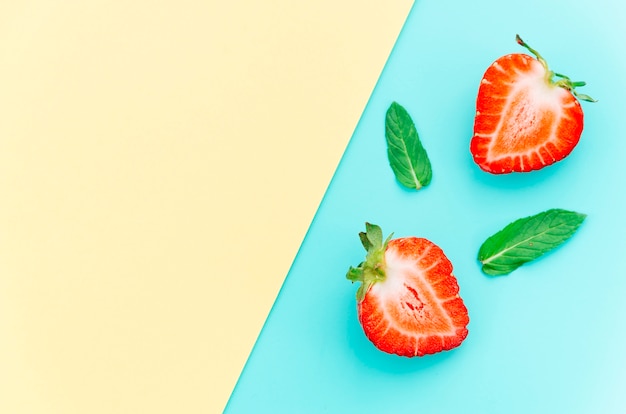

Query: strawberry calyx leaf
[346,222,393,302]
[515,34,597,103]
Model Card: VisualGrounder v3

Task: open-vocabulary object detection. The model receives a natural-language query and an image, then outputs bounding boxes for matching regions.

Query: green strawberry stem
[346,223,393,302]
[515,34,596,102]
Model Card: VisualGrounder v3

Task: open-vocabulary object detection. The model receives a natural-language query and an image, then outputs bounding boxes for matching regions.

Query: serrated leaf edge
[478,209,586,276]
[385,101,432,191]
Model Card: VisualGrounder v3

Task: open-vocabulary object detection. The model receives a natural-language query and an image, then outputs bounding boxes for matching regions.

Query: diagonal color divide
[225,0,626,412]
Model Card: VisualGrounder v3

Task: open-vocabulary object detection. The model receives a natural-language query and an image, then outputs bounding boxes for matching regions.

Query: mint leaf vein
[478,208,586,276]
[385,101,432,190]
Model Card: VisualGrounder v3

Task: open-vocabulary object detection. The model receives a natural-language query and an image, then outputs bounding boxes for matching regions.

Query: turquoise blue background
[226,0,626,412]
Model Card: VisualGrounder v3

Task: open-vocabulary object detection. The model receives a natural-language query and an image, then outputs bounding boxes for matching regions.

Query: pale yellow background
[0,1,412,412]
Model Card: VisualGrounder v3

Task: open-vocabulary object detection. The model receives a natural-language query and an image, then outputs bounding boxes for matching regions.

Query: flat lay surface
[226,0,626,412]
[0,1,411,412]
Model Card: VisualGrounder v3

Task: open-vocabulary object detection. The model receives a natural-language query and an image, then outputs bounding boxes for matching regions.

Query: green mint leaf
[385,101,432,190]
[478,208,586,276]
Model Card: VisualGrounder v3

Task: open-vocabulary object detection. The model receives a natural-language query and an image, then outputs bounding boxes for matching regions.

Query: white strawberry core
[491,58,569,155]
[370,245,455,335]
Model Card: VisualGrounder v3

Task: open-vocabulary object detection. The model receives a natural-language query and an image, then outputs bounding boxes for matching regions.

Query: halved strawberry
[470,35,595,174]
[346,223,469,357]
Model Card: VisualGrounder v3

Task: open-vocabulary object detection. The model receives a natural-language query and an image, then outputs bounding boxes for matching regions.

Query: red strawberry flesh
[348,228,469,358]
[470,35,593,174]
